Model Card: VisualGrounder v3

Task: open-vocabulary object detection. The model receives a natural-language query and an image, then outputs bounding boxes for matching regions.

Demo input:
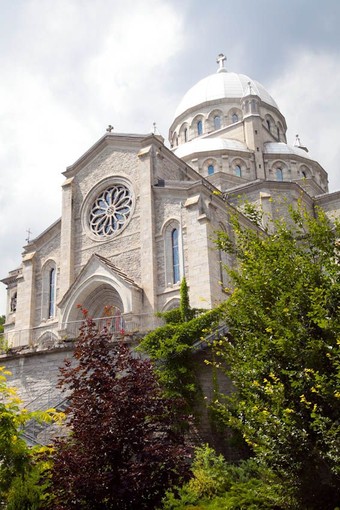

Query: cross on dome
[216,53,227,73]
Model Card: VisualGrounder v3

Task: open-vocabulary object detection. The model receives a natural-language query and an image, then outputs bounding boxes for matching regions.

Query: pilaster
[59,177,74,300]
[15,252,36,345]
[137,143,158,318]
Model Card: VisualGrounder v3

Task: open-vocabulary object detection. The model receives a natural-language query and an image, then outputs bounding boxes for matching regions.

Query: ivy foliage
[0,315,8,352]
[139,278,223,402]
[0,315,5,334]
[214,204,340,509]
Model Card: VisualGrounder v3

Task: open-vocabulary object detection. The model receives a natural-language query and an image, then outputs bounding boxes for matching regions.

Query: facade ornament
[25,228,32,244]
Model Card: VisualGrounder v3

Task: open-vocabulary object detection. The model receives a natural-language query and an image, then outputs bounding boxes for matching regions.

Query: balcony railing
[3,313,163,349]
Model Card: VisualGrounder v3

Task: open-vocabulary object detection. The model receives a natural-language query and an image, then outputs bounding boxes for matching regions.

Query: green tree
[215,205,340,508]
[179,277,191,322]
[162,444,293,510]
[0,366,61,508]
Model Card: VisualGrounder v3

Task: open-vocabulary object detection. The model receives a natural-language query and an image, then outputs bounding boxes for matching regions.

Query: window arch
[162,298,180,312]
[179,124,189,144]
[203,158,217,177]
[48,267,56,318]
[163,220,182,287]
[277,122,283,142]
[41,260,57,321]
[172,132,178,147]
[171,228,180,284]
[265,115,275,134]
[197,120,203,136]
[214,115,221,130]
[234,165,242,177]
[208,164,215,175]
[276,168,283,181]
[231,158,246,178]
[232,113,239,123]
[299,165,311,179]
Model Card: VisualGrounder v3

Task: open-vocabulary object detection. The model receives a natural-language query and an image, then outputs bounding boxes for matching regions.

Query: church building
[3,54,340,349]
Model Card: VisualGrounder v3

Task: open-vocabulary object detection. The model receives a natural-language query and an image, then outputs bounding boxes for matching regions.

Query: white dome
[173,137,250,159]
[174,71,278,120]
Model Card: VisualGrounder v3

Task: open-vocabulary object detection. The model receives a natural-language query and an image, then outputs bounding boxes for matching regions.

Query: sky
[1,0,340,314]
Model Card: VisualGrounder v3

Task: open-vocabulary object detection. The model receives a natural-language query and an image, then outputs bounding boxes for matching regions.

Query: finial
[26,228,32,244]
[106,125,114,132]
[152,122,161,136]
[247,81,254,95]
[294,134,301,147]
[294,134,309,153]
[216,53,227,73]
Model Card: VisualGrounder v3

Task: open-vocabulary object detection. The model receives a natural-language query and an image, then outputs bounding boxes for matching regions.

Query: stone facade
[2,55,340,351]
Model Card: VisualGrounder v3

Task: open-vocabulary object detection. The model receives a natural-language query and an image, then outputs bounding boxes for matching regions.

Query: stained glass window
[172,228,180,283]
[48,268,55,318]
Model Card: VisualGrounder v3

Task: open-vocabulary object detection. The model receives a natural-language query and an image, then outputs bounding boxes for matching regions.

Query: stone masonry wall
[1,347,74,408]
[72,147,142,283]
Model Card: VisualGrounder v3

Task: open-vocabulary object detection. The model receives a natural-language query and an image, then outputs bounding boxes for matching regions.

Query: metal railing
[21,389,69,446]
[3,313,163,349]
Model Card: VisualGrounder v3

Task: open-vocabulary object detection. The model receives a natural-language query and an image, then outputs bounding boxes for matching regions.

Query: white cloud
[0,0,186,313]
[269,50,340,191]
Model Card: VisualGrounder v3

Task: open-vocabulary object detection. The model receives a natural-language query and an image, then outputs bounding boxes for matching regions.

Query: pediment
[58,254,142,322]
[63,132,152,179]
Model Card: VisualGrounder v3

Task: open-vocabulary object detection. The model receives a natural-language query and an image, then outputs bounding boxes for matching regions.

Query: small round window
[89,184,133,237]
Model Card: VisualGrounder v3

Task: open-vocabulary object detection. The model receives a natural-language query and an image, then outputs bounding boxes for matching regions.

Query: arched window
[197,120,203,136]
[277,126,280,140]
[208,164,214,175]
[171,228,180,284]
[163,220,182,287]
[276,168,283,181]
[266,119,271,131]
[48,268,56,318]
[184,128,188,142]
[41,260,57,321]
[232,113,239,123]
[234,165,242,177]
[214,115,221,130]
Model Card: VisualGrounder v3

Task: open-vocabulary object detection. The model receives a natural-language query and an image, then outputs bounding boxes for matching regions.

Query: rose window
[89,184,133,237]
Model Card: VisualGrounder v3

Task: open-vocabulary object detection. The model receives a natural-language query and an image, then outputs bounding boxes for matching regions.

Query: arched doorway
[82,284,125,334]
[63,283,125,339]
